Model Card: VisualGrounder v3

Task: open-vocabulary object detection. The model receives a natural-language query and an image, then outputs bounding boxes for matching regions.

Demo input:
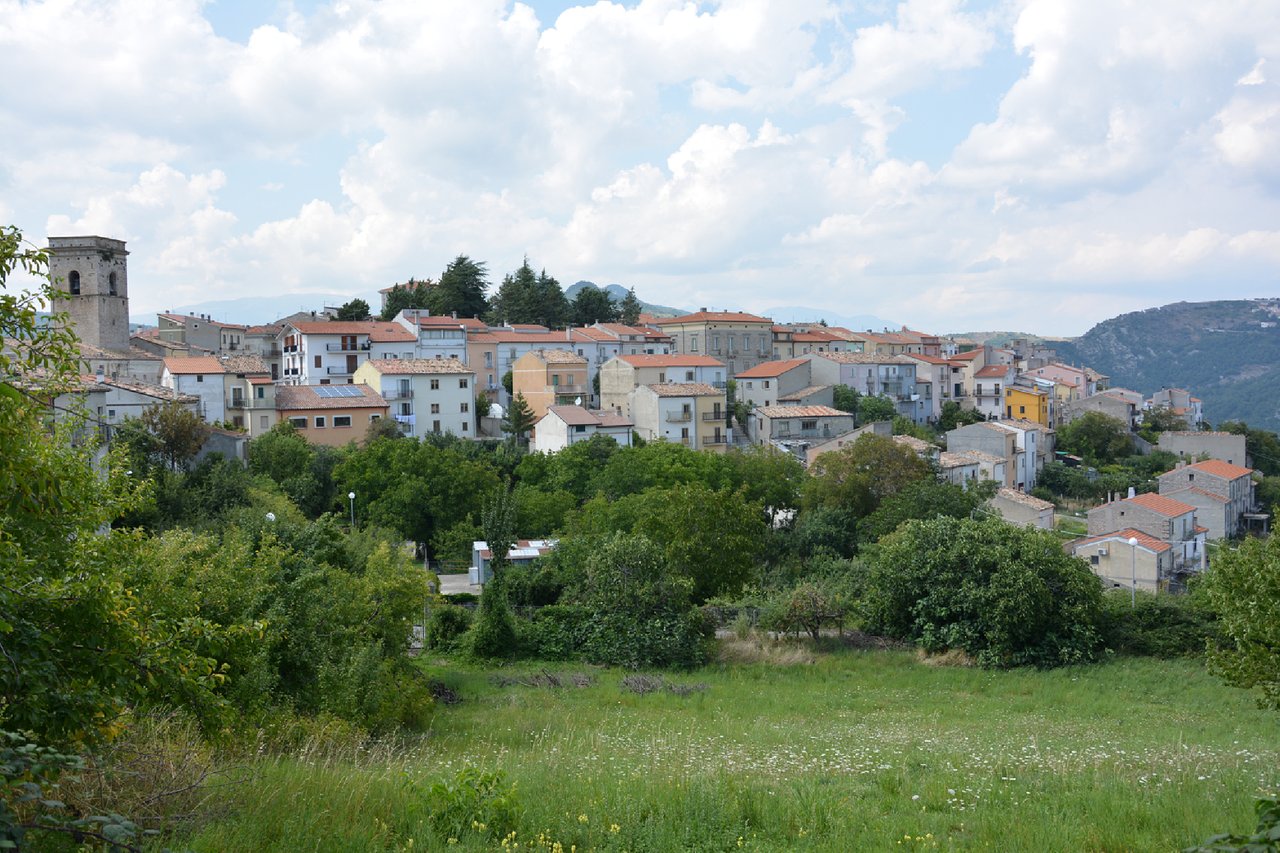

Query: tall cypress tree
[430,255,489,319]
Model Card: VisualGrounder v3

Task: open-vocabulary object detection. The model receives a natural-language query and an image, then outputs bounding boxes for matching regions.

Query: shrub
[864,516,1104,668]
[1200,534,1280,708]
[467,576,518,660]
[1099,590,1218,658]
[412,767,520,844]
[1184,795,1279,852]
[426,605,473,651]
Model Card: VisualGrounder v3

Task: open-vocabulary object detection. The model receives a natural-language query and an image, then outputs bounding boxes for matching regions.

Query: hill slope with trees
[1054,299,1280,431]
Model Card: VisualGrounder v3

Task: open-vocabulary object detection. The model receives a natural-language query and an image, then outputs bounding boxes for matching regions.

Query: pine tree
[619,287,642,325]
[488,258,537,325]
[502,392,536,445]
[534,269,570,328]
[429,255,489,319]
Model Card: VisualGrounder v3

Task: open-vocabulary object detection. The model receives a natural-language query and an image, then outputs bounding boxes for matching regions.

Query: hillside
[1054,298,1280,431]
[565,281,685,317]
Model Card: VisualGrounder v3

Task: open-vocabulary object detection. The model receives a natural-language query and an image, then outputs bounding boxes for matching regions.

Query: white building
[280,320,419,385]
[531,405,634,453]
[161,356,228,423]
[353,357,476,438]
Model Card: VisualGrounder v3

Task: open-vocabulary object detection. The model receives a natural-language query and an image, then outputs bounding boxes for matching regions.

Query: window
[289,416,307,428]
[551,374,560,387]
[315,355,322,368]
[746,381,754,390]
[320,379,330,385]
[684,370,694,381]
[802,420,817,430]
[108,409,116,418]
[1019,405,1026,414]
[400,402,412,416]
[764,380,770,389]
[259,415,269,429]
[196,374,203,383]
[256,386,265,399]
[370,414,381,422]
[334,415,352,428]
[691,334,699,352]
[575,424,586,433]
[341,335,357,351]
[484,352,493,367]
[461,402,469,413]
[659,372,666,382]
[314,416,326,428]
[68,271,81,295]
[459,378,468,388]
[108,271,117,296]
[431,403,440,413]
[462,423,468,431]
[433,419,441,434]
[1090,555,1100,565]
[430,379,440,390]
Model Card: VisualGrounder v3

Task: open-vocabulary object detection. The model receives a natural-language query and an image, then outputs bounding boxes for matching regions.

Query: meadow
[179,645,1278,852]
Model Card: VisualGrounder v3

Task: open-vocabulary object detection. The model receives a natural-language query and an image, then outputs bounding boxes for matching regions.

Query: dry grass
[917,647,978,667]
[714,633,818,665]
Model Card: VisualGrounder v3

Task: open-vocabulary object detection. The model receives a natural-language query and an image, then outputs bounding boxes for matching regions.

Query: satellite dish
[575,396,582,406]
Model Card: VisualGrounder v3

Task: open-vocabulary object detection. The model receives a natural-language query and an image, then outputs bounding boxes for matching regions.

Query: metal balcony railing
[666,412,693,423]
[702,411,725,421]
[327,366,354,376]
[383,389,414,400]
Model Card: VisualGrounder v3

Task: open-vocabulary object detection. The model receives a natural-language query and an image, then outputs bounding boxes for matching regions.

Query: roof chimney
[700,307,707,312]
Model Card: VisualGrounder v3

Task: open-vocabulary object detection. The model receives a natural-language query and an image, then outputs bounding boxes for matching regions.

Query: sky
[2,0,1279,336]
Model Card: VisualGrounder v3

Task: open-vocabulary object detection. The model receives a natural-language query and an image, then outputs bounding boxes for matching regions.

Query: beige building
[735,358,814,410]
[750,405,855,447]
[221,354,276,437]
[275,384,389,447]
[630,382,727,450]
[1157,431,1248,467]
[990,488,1055,529]
[1068,529,1173,593]
[1158,459,1257,540]
[512,349,590,421]
[654,310,774,377]
[598,354,726,417]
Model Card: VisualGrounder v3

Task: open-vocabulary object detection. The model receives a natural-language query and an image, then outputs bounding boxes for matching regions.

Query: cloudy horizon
[3,0,1278,336]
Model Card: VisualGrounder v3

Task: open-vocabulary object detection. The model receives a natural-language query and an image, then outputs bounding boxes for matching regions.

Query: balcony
[227,397,272,410]
[711,381,727,389]
[327,366,353,376]
[666,412,692,423]
[326,342,363,352]
[383,389,414,400]
[550,383,588,395]
[283,345,299,354]
[702,411,726,422]
[704,435,728,445]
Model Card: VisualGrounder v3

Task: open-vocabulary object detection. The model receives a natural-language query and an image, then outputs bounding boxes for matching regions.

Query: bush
[518,605,591,661]
[426,605,474,651]
[467,576,518,660]
[1099,590,1218,658]
[1184,795,1280,852]
[1200,534,1280,708]
[864,516,1104,668]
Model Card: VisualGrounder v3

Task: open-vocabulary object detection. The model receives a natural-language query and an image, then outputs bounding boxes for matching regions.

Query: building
[1148,388,1204,428]
[531,405,634,453]
[220,354,276,436]
[734,359,814,410]
[945,422,1018,488]
[654,310,774,377]
[804,421,892,467]
[1068,529,1176,593]
[1158,459,1257,540]
[1005,384,1052,427]
[353,357,476,439]
[598,354,726,417]
[156,313,248,354]
[48,236,131,354]
[470,539,557,585]
[279,320,418,385]
[392,310,474,362]
[803,352,928,423]
[989,488,1055,529]
[973,364,1014,420]
[161,356,229,423]
[511,349,591,421]
[275,384,390,446]
[750,405,856,447]
[630,382,727,450]
[1060,390,1142,429]
[1157,431,1248,467]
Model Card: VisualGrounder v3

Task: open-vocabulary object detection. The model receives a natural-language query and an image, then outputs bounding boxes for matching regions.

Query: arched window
[108,271,117,296]
[69,270,81,295]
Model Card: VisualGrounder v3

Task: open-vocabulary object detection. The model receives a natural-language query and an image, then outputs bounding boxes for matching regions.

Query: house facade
[750,405,855,447]
[734,359,813,410]
[353,357,476,439]
[531,405,634,453]
[279,321,418,385]
[630,382,727,450]
[511,349,591,421]
[654,310,775,377]
[161,356,228,423]
[803,352,928,423]
[274,384,390,446]
[598,354,726,417]
[1158,459,1257,539]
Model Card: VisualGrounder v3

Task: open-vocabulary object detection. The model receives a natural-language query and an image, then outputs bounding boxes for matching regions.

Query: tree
[470,489,518,659]
[1139,405,1188,438]
[533,269,570,329]
[502,392,536,445]
[864,516,1105,668]
[938,400,986,431]
[804,433,933,519]
[379,279,433,321]
[335,298,372,321]
[618,287,642,325]
[858,394,897,425]
[430,255,489,319]
[1220,421,1280,477]
[1201,533,1280,708]
[488,258,537,325]
[1057,411,1132,465]
[570,285,617,326]
[860,479,995,543]
[832,384,860,414]
[139,400,212,470]
[501,370,513,396]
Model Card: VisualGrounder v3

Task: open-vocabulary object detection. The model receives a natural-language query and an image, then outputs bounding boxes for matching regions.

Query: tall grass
[177,648,1277,851]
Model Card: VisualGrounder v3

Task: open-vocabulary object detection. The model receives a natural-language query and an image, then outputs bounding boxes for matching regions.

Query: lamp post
[1127,536,1138,608]
[348,491,356,529]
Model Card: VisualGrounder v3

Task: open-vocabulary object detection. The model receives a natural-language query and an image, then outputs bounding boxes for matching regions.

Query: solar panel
[313,386,336,398]
[311,385,364,398]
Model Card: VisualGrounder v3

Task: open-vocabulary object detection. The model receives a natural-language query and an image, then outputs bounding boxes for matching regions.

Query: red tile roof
[975,365,1009,378]
[616,354,724,368]
[735,358,808,378]
[652,310,772,325]
[1124,492,1197,517]
[756,405,851,418]
[1073,528,1172,553]
[644,382,723,397]
[1183,459,1254,480]
[163,356,225,374]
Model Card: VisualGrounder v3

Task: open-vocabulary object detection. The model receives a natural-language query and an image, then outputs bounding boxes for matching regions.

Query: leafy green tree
[860,479,994,543]
[378,279,433,321]
[832,384,860,414]
[533,269,570,328]
[1220,421,1280,477]
[864,516,1104,668]
[501,370,513,395]
[502,392,536,445]
[488,258,538,325]
[858,394,897,424]
[139,400,211,471]
[618,287,642,325]
[938,400,986,431]
[1057,411,1132,465]
[721,444,805,524]
[429,255,489,319]
[470,490,518,658]
[1138,405,1188,441]
[335,297,372,321]
[804,433,933,519]
[1201,533,1280,708]
[592,440,731,500]
[570,285,617,326]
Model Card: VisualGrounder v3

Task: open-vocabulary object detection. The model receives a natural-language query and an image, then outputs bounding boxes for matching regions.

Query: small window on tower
[68,271,81,295]
[108,271,118,296]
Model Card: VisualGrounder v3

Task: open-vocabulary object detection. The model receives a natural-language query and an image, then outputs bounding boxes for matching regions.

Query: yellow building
[1005,385,1051,426]
[511,348,589,421]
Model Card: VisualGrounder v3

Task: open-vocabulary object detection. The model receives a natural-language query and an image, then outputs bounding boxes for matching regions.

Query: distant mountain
[1053,299,1280,432]
[131,293,359,327]
[565,281,685,318]
[766,306,895,330]
[948,331,1071,346]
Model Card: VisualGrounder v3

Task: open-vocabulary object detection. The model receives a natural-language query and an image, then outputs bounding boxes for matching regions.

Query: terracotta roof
[998,418,1053,433]
[164,356,225,374]
[735,358,808,378]
[288,320,415,339]
[246,324,283,335]
[486,330,561,343]
[403,314,486,330]
[756,405,850,418]
[948,350,982,362]
[91,375,198,403]
[1166,486,1230,504]
[892,435,935,453]
[1180,459,1254,480]
[509,323,550,332]
[644,382,722,397]
[248,376,274,385]
[995,487,1054,510]
[616,354,724,368]
[652,310,772,325]
[363,358,473,375]
[275,384,389,410]
[1123,492,1197,517]
[904,354,951,365]
[158,312,247,330]
[975,365,1009,378]
[1073,528,1171,553]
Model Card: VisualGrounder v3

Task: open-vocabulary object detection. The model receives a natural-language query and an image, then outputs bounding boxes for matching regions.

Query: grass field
[181,645,1277,852]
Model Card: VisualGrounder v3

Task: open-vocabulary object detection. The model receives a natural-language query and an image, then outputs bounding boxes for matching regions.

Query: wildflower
[610,824,621,834]
[911,794,920,801]
[447,839,457,846]
[578,813,589,824]
[737,837,744,847]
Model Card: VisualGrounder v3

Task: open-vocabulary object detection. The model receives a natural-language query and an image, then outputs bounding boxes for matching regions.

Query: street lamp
[348,491,356,528]
[1127,536,1138,608]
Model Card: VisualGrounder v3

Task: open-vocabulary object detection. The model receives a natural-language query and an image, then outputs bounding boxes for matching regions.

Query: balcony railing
[326,342,367,352]
[227,397,272,410]
[666,412,692,423]
[383,389,414,400]
[702,411,726,421]
[704,435,728,445]
[327,366,354,376]
[551,383,588,395]
[711,381,727,389]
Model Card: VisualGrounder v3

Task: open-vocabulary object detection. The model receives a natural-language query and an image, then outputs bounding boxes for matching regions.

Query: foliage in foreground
[1201,533,1280,708]
[864,516,1105,668]
[1185,795,1280,853]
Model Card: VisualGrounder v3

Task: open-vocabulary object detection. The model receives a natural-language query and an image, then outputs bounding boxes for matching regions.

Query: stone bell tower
[48,235,131,353]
